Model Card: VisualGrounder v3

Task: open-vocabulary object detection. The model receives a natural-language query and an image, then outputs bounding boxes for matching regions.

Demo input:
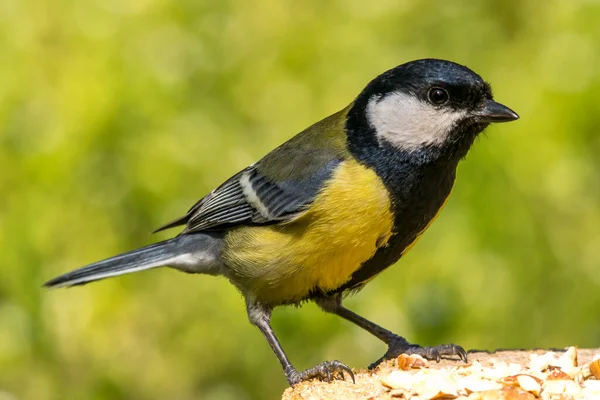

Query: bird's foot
[368,335,468,369]
[286,360,355,386]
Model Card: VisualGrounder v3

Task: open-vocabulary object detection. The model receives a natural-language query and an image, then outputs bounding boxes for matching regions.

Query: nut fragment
[560,346,578,367]
[502,375,519,387]
[541,379,582,397]
[516,374,541,396]
[562,380,582,396]
[459,375,503,393]
[467,387,535,400]
[529,347,581,379]
[485,361,522,380]
[381,370,413,389]
[590,359,600,380]
[396,354,427,371]
[541,379,565,396]
[467,390,503,399]
[389,388,410,398]
[529,352,558,372]
[582,380,600,396]
[504,374,542,388]
[412,369,459,399]
[546,367,572,381]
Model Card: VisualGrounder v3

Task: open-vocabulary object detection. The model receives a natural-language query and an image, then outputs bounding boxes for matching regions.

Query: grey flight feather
[154,159,342,234]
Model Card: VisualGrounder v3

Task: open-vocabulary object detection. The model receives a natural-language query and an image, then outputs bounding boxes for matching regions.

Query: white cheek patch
[366,92,467,151]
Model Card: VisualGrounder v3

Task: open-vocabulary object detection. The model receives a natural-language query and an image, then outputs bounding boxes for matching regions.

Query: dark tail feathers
[43,235,221,288]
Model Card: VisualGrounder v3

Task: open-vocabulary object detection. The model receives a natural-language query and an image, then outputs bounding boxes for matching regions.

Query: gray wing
[154,159,340,234]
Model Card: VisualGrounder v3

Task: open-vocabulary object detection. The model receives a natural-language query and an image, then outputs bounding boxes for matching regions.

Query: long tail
[44,234,222,288]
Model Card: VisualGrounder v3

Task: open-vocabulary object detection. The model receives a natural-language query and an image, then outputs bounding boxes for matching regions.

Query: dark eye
[427,87,449,105]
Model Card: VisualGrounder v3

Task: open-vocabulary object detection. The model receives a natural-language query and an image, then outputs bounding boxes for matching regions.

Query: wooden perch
[282,348,600,399]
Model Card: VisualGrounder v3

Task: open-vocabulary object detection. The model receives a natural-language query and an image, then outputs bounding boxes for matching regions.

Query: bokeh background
[1,0,600,398]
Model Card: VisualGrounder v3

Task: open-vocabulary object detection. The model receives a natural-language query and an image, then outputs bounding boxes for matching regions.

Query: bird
[44,59,519,386]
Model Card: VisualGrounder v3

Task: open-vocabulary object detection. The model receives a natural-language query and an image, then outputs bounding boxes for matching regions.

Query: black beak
[479,100,519,123]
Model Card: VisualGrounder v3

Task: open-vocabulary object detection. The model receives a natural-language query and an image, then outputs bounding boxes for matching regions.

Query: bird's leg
[316,294,467,369]
[245,298,355,386]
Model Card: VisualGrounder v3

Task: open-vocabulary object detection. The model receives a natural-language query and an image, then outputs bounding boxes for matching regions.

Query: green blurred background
[1,0,600,398]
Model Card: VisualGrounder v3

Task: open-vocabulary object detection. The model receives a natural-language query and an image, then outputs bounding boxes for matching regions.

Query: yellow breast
[222,159,394,305]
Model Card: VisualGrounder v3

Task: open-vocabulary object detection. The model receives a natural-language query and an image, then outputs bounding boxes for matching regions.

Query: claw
[432,343,468,363]
[369,335,468,368]
[333,360,355,384]
[458,347,469,363]
[342,364,355,383]
[291,360,355,385]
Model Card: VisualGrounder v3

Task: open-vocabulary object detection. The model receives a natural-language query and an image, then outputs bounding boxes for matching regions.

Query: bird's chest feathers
[222,160,394,305]
[332,153,458,293]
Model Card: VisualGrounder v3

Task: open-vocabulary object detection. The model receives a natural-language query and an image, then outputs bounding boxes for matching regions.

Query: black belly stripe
[334,173,454,293]
[331,132,461,295]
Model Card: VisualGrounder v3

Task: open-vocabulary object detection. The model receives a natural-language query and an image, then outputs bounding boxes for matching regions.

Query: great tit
[45,59,519,386]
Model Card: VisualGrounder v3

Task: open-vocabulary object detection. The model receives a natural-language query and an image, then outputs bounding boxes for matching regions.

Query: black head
[346,59,518,162]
